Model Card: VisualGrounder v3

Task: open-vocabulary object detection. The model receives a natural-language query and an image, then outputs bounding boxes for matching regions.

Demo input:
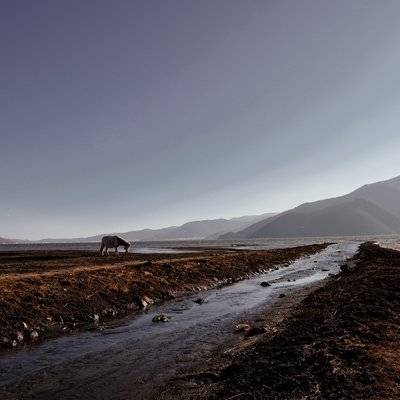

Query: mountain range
[3,175,400,243]
[0,236,28,244]
[221,175,400,238]
[18,213,276,243]
[0,237,22,244]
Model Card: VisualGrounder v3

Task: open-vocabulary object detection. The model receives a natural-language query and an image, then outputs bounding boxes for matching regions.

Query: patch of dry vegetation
[0,244,327,349]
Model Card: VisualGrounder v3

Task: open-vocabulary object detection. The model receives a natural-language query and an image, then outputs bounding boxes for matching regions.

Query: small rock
[340,264,349,273]
[144,271,153,276]
[46,316,53,322]
[30,330,39,341]
[12,340,17,348]
[152,314,170,323]
[193,298,205,305]
[246,326,267,337]
[22,322,28,329]
[260,281,271,287]
[140,299,148,308]
[16,331,24,342]
[278,293,286,298]
[143,296,154,305]
[235,323,250,333]
[162,263,174,272]
[93,314,100,323]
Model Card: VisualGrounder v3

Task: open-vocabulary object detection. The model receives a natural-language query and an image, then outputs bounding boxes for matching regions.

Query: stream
[0,242,360,400]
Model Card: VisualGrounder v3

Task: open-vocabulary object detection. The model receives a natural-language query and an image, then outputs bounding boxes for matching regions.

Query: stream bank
[0,244,328,350]
[0,242,358,400]
[161,242,400,400]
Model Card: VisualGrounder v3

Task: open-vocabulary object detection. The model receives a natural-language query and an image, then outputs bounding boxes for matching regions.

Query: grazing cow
[100,235,131,255]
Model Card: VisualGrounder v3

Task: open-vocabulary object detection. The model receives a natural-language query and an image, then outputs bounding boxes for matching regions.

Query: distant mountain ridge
[0,237,25,244]
[29,213,276,243]
[5,175,400,243]
[221,175,400,239]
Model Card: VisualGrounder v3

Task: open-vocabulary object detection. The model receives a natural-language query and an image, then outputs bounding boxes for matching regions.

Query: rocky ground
[0,244,328,350]
[159,242,400,400]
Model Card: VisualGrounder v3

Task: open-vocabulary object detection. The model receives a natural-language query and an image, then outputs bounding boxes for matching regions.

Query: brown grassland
[0,244,328,349]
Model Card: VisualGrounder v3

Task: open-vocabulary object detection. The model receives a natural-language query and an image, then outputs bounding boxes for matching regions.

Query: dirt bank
[160,242,400,400]
[0,244,328,350]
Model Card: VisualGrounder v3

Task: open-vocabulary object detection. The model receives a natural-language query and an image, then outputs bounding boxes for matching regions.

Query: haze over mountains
[221,175,400,239]
[0,237,24,244]
[30,213,276,243]
[3,175,400,243]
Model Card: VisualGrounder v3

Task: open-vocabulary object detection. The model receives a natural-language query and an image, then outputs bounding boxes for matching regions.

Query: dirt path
[0,255,213,280]
[0,242,358,400]
[0,250,223,276]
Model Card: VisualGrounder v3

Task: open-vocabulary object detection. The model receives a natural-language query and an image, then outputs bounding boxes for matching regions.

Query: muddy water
[0,242,359,400]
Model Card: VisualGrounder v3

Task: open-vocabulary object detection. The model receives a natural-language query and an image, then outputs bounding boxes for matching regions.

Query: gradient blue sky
[2,1,400,239]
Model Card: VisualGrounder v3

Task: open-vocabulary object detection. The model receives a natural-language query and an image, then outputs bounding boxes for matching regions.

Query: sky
[2,1,400,239]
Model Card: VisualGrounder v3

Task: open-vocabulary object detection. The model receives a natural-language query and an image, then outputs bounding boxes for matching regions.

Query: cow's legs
[115,246,119,255]
[100,243,104,255]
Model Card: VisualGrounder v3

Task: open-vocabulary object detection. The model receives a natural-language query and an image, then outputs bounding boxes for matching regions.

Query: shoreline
[0,244,328,351]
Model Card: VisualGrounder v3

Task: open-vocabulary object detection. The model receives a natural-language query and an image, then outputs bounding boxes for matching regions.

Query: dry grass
[0,244,328,349]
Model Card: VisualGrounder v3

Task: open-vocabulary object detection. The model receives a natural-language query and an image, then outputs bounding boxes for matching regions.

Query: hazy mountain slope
[246,199,400,237]
[37,213,276,242]
[348,176,400,217]
[203,214,277,239]
[223,175,400,238]
[0,237,25,244]
[0,237,15,244]
[93,213,276,241]
[219,214,279,239]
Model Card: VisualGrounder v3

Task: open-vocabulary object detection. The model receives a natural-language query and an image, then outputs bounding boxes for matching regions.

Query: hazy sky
[2,1,400,239]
